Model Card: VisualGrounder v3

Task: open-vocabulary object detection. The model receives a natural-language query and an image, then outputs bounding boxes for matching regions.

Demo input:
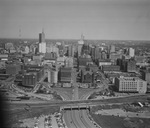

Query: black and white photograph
[0,0,150,128]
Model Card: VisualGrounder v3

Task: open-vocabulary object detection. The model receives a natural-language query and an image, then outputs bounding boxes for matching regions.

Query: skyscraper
[68,45,74,57]
[129,48,135,57]
[110,45,115,53]
[39,42,46,53]
[39,29,45,43]
[77,34,84,57]
[38,29,46,53]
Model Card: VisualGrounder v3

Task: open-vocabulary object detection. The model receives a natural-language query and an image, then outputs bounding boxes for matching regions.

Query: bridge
[61,105,91,111]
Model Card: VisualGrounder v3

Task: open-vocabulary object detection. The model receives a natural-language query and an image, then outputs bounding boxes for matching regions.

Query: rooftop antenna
[19,26,22,43]
[81,33,84,40]
[19,28,21,38]
[42,27,44,33]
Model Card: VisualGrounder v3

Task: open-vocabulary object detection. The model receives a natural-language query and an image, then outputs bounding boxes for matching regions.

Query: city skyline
[0,0,150,40]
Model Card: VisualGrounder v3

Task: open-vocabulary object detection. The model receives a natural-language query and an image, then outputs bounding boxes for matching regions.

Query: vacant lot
[3,103,60,127]
[90,114,150,128]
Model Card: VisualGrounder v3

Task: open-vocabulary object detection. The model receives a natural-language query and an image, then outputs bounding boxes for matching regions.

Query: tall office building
[39,42,46,53]
[110,45,115,53]
[39,29,45,43]
[77,34,84,57]
[78,34,84,45]
[48,69,58,84]
[101,51,107,60]
[129,48,135,57]
[94,46,100,60]
[68,45,74,57]
[38,29,46,53]
[123,59,136,72]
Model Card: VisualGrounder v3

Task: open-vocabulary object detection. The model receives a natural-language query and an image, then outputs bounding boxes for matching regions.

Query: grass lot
[90,114,150,128]
[3,104,60,127]
[90,103,150,128]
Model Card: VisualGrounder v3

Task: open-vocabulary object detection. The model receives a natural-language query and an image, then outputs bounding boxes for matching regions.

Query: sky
[0,0,150,40]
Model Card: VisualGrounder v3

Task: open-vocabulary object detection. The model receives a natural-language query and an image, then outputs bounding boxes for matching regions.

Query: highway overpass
[61,105,91,111]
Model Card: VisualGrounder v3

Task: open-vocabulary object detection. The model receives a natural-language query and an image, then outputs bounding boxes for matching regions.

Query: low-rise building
[102,65,120,72]
[57,56,66,67]
[78,57,93,69]
[98,59,112,67]
[115,76,147,93]
[6,63,21,75]
[0,54,8,61]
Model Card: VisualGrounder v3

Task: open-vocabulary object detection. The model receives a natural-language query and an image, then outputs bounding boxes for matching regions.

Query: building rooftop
[118,76,144,81]
[98,59,111,62]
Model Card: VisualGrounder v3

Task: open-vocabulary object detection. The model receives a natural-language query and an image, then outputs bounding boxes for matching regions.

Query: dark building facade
[141,70,150,84]
[6,64,21,75]
[39,30,45,43]
[81,67,94,83]
[124,59,136,72]
[59,67,72,83]
[22,73,37,87]
[21,65,44,87]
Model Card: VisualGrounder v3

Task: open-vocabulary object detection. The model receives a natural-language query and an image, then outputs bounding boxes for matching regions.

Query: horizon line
[0,37,150,42]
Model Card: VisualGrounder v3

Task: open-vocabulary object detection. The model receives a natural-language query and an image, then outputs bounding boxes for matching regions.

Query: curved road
[64,109,98,128]
[63,80,101,128]
[64,110,76,128]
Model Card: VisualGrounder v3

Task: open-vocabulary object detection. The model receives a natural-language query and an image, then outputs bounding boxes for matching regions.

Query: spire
[81,33,84,41]
[42,28,44,33]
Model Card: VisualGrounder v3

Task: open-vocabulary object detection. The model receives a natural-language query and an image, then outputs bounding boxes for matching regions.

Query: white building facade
[115,77,147,93]
[129,48,135,57]
[39,42,46,53]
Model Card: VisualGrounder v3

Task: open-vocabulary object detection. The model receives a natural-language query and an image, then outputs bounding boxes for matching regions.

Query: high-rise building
[94,46,100,60]
[68,45,74,57]
[39,42,46,53]
[123,59,136,72]
[78,34,84,45]
[38,29,46,53]
[91,46,95,58]
[77,45,82,57]
[22,73,37,87]
[48,69,58,84]
[82,44,89,55]
[91,46,101,61]
[110,45,115,53]
[65,57,73,67]
[39,29,45,43]
[77,34,84,57]
[101,51,107,60]
[129,48,135,57]
[58,67,72,83]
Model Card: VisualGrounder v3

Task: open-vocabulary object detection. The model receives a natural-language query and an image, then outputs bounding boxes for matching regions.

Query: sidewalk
[51,115,59,128]
[38,116,45,128]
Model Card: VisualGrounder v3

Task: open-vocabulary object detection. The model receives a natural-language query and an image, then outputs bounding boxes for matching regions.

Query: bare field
[90,114,150,128]
[3,104,60,127]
